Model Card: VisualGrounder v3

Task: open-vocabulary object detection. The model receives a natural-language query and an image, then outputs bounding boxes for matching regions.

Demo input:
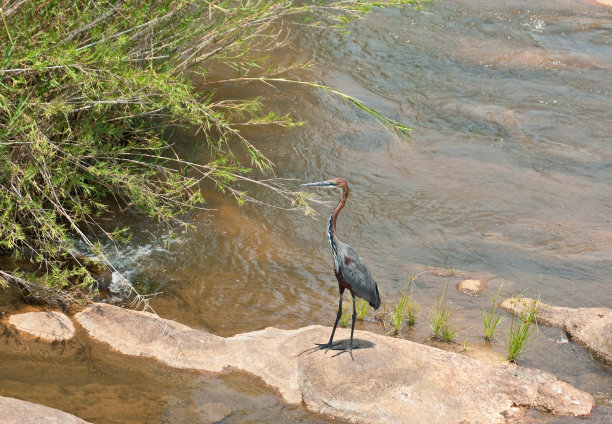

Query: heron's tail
[369,284,381,310]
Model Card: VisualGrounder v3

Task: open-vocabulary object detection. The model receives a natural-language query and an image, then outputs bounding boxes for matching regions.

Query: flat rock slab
[0,396,90,424]
[76,303,594,423]
[7,311,75,342]
[500,298,612,363]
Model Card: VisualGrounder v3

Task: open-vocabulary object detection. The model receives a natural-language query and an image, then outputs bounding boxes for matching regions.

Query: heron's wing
[338,243,381,309]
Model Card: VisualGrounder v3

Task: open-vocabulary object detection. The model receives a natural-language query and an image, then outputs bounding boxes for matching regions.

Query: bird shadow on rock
[297,339,375,358]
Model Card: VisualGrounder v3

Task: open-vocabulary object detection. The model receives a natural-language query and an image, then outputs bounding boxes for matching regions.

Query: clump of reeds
[340,305,352,328]
[431,285,458,342]
[482,286,504,341]
[388,272,421,335]
[390,295,408,334]
[507,297,538,362]
[356,298,370,320]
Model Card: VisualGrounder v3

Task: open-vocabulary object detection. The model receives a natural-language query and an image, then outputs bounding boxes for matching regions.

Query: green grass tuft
[507,298,538,362]
[431,285,458,342]
[391,294,408,334]
[483,285,505,341]
[356,298,370,320]
[388,272,421,335]
[340,305,351,328]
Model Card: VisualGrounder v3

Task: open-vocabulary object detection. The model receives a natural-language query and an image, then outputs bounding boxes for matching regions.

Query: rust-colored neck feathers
[330,184,349,238]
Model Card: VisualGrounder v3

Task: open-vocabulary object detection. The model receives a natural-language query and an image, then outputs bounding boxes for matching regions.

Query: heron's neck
[329,186,348,239]
[327,186,347,270]
[325,185,347,270]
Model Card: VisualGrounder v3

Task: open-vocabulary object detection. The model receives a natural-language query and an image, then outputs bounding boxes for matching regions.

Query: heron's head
[301,178,348,189]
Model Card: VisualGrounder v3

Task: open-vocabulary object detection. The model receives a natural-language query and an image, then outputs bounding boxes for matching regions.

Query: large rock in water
[499,298,612,363]
[75,303,594,423]
[0,396,91,424]
[7,311,75,342]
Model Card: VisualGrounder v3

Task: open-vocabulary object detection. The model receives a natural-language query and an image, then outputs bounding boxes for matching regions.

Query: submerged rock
[7,311,75,342]
[424,266,488,279]
[456,279,487,296]
[0,396,90,423]
[423,266,493,296]
[499,298,612,363]
[76,303,594,423]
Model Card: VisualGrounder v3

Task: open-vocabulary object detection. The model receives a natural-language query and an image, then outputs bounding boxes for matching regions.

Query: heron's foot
[314,341,342,354]
[314,341,355,360]
[331,345,355,361]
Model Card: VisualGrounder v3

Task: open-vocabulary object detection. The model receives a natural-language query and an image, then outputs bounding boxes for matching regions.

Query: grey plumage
[334,240,381,310]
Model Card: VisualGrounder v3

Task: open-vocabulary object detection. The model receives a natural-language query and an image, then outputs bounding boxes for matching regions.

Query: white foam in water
[522,16,546,33]
[110,272,133,298]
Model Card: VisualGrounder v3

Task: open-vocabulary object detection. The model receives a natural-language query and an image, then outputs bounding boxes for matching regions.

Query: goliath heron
[302,177,381,360]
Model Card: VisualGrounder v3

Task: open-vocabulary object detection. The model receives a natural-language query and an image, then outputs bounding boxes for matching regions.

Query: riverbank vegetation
[430,285,458,342]
[0,0,416,307]
[507,297,538,362]
[482,286,504,341]
[389,273,419,334]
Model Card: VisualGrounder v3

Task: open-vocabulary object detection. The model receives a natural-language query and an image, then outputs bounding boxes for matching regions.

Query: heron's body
[302,177,381,360]
[328,215,380,309]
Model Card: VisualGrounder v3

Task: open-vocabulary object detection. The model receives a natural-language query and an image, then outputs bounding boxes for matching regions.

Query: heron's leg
[316,292,343,352]
[349,292,357,361]
[327,292,343,347]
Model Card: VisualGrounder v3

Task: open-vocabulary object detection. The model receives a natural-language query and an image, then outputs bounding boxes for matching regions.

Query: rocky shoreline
[499,298,612,364]
[3,300,610,423]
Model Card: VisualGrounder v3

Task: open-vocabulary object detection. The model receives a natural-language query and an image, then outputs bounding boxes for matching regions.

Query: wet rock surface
[424,266,495,297]
[499,298,611,363]
[75,303,594,423]
[0,396,91,424]
[456,279,487,296]
[7,311,75,342]
[592,0,612,8]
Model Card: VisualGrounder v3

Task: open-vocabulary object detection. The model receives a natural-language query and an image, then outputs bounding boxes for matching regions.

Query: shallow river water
[1,0,611,422]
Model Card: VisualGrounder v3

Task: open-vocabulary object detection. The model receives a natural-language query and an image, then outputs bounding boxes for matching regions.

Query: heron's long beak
[301,180,336,187]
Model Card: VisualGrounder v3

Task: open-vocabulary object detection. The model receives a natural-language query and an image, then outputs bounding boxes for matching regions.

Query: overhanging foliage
[0,0,416,307]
